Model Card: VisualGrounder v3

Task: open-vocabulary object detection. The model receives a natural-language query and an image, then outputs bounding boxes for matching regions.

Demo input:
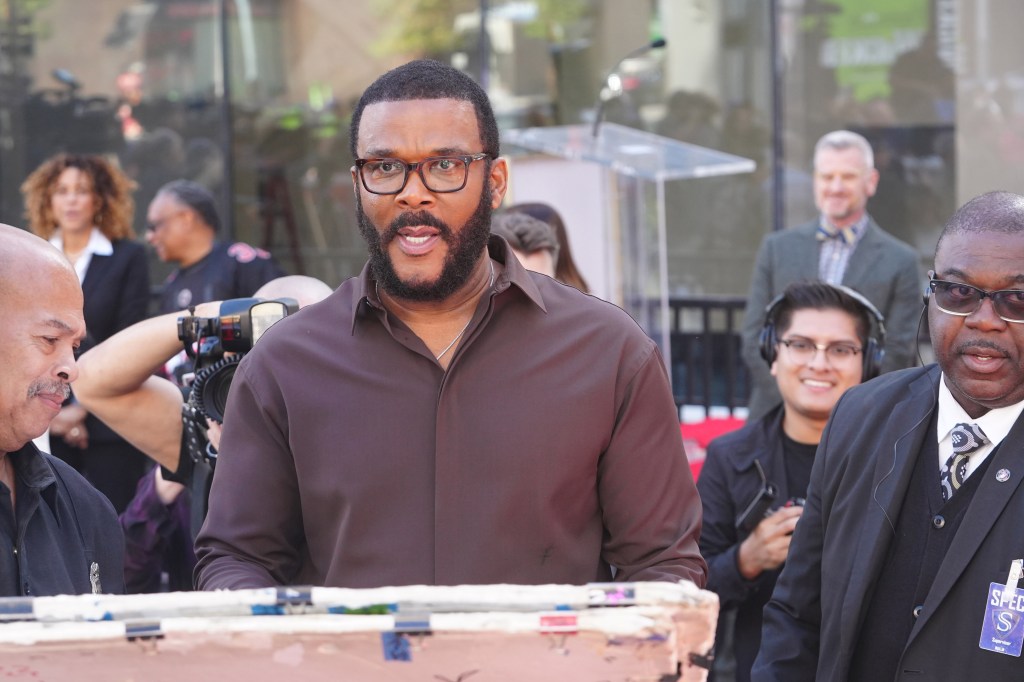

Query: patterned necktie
[816,223,856,245]
[940,422,990,501]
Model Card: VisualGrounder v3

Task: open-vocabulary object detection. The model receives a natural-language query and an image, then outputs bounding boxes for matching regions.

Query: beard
[357,184,493,302]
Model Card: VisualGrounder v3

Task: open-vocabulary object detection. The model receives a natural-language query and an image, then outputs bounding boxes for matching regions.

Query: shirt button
[913,605,923,618]
[932,515,945,529]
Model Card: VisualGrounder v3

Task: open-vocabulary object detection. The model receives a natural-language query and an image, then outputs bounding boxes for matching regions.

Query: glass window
[2,0,1022,305]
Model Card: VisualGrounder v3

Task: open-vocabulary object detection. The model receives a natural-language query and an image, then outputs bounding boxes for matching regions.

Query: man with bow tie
[740,130,921,420]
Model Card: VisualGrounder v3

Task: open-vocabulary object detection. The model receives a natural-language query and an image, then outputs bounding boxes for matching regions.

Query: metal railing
[663,295,749,417]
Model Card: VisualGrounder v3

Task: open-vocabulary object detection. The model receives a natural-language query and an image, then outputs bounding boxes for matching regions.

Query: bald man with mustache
[0,224,124,596]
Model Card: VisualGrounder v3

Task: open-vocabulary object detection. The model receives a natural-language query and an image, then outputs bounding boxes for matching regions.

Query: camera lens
[201,362,238,423]
[190,354,243,423]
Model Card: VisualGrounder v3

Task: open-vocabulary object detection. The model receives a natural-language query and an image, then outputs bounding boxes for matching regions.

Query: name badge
[980,582,1024,656]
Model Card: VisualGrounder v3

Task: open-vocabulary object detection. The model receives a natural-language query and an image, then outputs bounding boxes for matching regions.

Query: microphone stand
[590,38,667,139]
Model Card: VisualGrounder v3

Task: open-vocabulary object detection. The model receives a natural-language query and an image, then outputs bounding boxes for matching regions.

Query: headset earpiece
[759,294,786,367]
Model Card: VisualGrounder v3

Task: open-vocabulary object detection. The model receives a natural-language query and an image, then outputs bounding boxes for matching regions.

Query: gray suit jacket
[753,365,1024,681]
[740,217,922,420]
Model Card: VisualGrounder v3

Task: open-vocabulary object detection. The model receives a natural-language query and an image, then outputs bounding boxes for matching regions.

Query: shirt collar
[818,213,869,244]
[49,227,114,257]
[9,441,60,517]
[937,373,1024,447]
[350,234,548,333]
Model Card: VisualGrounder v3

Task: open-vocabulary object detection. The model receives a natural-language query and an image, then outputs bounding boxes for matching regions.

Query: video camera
[177,297,297,465]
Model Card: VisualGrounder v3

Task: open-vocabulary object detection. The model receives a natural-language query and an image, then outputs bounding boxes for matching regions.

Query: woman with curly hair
[21,153,151,513]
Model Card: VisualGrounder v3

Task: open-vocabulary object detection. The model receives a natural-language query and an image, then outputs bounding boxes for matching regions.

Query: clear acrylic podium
[503,122,755,377]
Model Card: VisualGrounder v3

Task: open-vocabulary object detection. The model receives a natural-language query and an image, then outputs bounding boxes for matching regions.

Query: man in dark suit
[741,130,921,421]
[753,191,1024,680]
[699,281,884,682]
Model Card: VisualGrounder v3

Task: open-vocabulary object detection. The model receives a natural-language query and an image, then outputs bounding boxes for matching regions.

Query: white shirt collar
[937,373,1024,448]
[50,228,113,282]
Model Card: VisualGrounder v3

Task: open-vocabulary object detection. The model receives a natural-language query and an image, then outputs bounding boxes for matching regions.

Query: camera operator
[696,281,886,682]
[74,275,332,543]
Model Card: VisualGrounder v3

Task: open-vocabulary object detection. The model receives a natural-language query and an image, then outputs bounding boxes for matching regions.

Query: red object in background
[680,417,746,481]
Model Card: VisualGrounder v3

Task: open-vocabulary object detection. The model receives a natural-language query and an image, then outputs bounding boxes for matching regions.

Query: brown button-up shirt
[196,237,705,589]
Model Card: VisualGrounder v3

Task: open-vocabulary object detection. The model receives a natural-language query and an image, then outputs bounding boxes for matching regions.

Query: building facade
[1,0,1019,394]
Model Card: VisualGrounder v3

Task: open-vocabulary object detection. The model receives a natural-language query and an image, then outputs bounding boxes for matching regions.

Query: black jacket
[697,405,791,682]
[77,238,150,447]
[0,442,124,596]
[754,365,1024,681]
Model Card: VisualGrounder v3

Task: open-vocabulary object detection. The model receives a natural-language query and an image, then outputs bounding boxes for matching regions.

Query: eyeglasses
[928,275,1024,324]
[354,153,490,195]
[778,337,862,364]
[146,210,187,233]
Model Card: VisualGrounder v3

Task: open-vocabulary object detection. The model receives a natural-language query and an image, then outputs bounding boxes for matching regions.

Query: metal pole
[477,0,490,89]
[656,177,672,379]
[218,0,236,239]
[769,0,785,232]
[0,1,24,221]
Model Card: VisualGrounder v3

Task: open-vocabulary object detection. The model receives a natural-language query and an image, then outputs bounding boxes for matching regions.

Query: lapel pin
[996,468,1011,483]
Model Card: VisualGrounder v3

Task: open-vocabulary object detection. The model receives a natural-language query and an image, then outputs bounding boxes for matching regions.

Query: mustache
[955,339,1010,357]
[383,211,452,242]
[28,380,71,401]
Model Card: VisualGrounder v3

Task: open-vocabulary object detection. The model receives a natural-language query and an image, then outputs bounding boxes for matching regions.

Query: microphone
[590,38,667,139]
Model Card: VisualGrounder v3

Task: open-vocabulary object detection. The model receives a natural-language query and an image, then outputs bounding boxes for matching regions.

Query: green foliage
[2,0,53,19]
[521,0,589,43]
[370,0,477,60]
[370,0,592,58]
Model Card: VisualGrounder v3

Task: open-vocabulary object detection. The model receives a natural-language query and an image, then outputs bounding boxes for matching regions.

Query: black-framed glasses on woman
[354,153,490,195]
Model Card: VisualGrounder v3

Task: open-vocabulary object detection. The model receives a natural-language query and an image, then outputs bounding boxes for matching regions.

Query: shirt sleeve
[236,252,288,299]
[119,470,178,594]
[597,342,707,587]
[194,357,303,589]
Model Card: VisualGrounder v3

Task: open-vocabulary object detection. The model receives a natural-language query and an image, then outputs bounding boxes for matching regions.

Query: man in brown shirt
[195,60,705,590]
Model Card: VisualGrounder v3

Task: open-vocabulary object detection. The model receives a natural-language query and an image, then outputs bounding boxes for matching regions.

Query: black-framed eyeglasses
[354,153,490,195]
[145,210,187,233]
[778,337,862,364]
[928,273,1024,323]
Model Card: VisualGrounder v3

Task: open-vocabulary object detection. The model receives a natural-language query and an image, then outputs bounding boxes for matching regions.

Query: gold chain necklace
[434,260,493,361]
[376,260,494,361]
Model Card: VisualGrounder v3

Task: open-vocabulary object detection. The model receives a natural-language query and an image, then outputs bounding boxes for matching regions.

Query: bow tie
[816,224,856,245]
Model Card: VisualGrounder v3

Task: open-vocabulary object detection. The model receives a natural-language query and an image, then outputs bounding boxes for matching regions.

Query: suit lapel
[910,408,1024,642]
[733,409,791,501]
[839,368,939,650]
[81,252,112,298]
[840,218,882,288]
[792,222,821,282]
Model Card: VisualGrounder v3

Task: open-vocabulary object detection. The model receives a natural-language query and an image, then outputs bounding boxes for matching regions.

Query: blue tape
[381,632,411,661]
[393,616,431,632]
[0,598,34,617]
[251,605,285,616]
[125,620,163,640]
